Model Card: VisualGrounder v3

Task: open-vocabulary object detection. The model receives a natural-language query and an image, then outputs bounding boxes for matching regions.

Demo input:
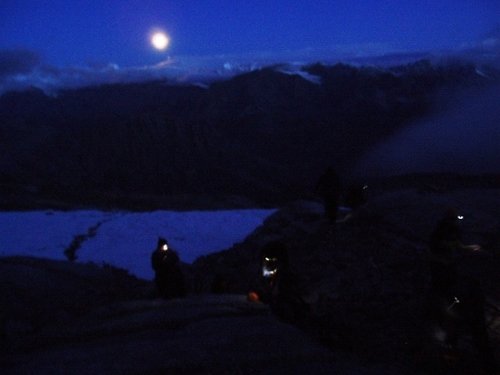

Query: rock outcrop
[1,258,403,374]
[192,187,500,373]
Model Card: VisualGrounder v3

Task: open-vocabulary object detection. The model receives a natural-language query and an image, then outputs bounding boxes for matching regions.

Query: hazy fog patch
[355,85,500,176]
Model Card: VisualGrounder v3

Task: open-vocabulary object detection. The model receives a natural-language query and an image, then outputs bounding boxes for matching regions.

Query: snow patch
[0,209,275,280]
[475,67,490,79]
[276,68,322,85]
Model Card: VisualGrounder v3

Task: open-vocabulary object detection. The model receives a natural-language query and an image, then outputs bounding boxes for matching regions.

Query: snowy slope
[0,209,275,280]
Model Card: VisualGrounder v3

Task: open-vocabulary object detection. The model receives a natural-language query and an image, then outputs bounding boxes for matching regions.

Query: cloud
[0,56,175,95]
[2,33,500,96]
[454,28,500,67]
[0,49,41,79]
[0,43,420,95]
[3,39,491,96]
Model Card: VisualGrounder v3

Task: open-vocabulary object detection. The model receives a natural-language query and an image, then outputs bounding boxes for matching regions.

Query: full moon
[151,32,169,50]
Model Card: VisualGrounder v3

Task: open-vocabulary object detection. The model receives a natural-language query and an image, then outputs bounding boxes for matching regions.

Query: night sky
[1,0,499,92]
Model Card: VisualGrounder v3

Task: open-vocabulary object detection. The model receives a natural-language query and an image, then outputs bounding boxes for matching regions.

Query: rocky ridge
[192,186,500,373]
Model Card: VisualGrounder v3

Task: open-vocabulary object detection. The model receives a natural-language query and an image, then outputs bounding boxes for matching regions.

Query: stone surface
[2,186,500,373]
[1,293,401,374]
[0,257,403,374]
[191,188,500,373]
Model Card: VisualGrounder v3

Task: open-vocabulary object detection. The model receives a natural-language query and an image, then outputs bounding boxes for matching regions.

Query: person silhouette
[151,237,186,299]
[316,167,341,223]
[259,241,308,322]
[427,209,496,372]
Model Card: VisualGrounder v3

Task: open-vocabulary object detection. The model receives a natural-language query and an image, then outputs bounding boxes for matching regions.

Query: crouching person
[151,237,186,299]
[256,241,309,323]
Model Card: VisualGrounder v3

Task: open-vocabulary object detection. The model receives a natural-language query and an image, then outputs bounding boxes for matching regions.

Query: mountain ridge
[1,60,497,209]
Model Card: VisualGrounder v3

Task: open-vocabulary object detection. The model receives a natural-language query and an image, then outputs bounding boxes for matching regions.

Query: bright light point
[151,32,169,50]
[262,267,277,277]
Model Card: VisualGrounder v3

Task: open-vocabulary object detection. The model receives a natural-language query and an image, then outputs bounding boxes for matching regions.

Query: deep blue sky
[1,0,499,67]
[0,0,499,92]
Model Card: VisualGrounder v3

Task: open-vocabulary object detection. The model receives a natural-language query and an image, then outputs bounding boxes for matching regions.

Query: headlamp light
[262,256,279,278]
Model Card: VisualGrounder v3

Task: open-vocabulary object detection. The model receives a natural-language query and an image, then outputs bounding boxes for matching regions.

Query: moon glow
[151,32,169,50]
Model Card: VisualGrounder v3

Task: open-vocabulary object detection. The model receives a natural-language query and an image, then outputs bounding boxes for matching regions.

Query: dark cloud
[0,59,159,95]
[0,53,260,94]
[0,49,41,79]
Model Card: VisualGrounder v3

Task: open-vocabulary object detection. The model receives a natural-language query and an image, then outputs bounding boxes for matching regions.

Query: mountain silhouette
[0,60,496,209]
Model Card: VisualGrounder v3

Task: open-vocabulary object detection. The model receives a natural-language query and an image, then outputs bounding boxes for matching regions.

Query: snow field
[0,209,275,280]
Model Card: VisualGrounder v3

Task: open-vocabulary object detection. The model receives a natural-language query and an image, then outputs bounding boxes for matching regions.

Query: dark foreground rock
[2,294,407,375]
[0,257,405,374]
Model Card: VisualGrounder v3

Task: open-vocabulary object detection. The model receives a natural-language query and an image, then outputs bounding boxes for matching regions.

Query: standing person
[316,167,341,223]
[428,208,480,296]
[344,183,368,211]
[336,183,369,223]
[151,237,186,299]
[428,208,496,373]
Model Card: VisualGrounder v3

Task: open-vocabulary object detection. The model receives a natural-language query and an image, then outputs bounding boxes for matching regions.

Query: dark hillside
[1,60,497,209]
[191,186,500,373]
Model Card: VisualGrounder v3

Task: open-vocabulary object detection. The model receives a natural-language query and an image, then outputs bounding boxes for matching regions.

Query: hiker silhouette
[257,241,309,322]
[335,183,369,224]
[316,167,341,223]
[151,237,186,299]
[344,183,368,211]
[427,208,496,373]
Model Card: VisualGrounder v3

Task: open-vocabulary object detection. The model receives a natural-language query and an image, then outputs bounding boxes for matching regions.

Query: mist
[354,84,500,177]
